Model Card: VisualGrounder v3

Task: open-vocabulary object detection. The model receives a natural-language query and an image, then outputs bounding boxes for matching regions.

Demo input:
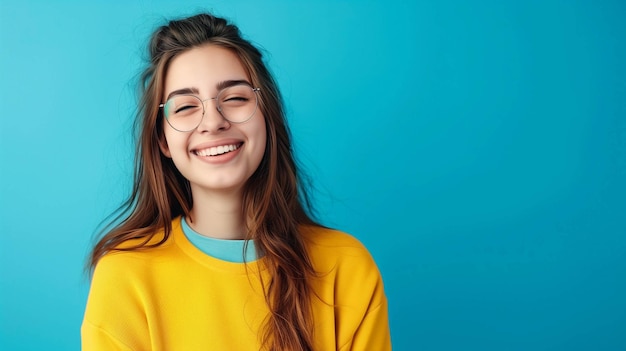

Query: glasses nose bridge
[195,95,229,132]
[199,96,218,113]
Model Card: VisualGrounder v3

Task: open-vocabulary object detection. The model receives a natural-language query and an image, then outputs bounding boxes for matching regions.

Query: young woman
[82,13,391,351]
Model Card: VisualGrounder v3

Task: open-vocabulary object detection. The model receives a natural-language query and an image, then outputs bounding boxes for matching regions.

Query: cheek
[161,124,187,158]
[243,117,267,174]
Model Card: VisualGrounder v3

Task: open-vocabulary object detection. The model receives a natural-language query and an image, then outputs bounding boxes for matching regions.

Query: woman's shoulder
[299,225,386,307]
[299,225,365,248]
[94,222,178,272]
[298,224,377,269]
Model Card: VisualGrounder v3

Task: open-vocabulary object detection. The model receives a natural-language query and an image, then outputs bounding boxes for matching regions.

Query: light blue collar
[181,217,257,263]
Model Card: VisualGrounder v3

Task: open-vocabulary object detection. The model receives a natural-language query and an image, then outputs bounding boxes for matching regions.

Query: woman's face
[160,44,267,196]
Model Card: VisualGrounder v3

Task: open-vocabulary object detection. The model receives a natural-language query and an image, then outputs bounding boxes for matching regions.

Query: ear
[158,136,172,158]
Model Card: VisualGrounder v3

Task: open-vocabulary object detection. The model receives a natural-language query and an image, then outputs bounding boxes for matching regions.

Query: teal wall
[1,1,624,350]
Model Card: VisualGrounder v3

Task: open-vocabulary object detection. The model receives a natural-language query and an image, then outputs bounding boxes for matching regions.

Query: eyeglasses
[159,83,261,132]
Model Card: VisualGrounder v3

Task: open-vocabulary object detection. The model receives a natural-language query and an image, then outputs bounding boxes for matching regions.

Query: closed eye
[174,104,200,114]
[223,96,249,102]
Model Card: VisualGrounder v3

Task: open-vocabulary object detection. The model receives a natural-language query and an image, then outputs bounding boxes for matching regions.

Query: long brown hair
[89,13,318,351]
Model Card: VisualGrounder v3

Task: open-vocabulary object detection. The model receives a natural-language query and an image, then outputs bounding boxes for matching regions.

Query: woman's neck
[187,187,246,240]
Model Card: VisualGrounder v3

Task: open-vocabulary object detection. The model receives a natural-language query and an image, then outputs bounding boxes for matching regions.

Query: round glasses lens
[217,85,258,123]
[164,95,204,132]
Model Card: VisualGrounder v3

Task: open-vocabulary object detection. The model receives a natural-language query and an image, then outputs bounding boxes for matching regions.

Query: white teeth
[196,144,239,157]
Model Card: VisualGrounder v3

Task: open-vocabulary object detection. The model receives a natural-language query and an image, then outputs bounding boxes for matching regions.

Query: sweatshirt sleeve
[347,299,392,351]
[330,232,392,351]
[81,321,134,351]
[81,253,150,351]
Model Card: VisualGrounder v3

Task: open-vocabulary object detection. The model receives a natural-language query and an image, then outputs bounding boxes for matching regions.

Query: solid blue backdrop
[1,1,624,350]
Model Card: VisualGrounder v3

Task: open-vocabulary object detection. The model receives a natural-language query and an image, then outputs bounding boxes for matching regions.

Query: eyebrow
[165,87,199,101]
[217,79,251,91]
[165,79,252,101]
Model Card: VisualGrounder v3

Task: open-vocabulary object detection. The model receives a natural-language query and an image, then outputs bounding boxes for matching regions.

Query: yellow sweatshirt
[82,217,391,350]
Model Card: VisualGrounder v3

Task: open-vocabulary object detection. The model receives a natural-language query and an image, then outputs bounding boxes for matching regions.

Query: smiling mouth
[193,143,242,157]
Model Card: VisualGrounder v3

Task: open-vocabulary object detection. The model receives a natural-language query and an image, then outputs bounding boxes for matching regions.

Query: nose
[196,98,230,133]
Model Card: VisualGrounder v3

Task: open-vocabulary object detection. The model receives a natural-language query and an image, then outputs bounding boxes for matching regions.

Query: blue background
[1,1,625,350]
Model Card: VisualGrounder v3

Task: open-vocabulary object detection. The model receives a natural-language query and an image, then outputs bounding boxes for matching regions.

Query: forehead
[164,44,249,96]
